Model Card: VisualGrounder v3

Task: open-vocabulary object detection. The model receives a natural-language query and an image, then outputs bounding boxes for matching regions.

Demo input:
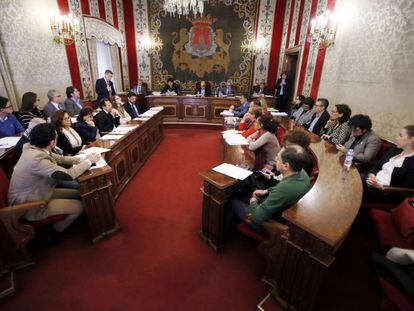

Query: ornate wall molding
[84,16,122,46]
[277,0,292,77]
[116,0,129,90]
[253,0,277,84]
[104,0,114,25]
[289,0,301,48]
[0,39,19,109]
[89,0,100,17]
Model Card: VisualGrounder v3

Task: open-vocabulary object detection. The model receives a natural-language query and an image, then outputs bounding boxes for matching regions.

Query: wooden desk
[199,118,363,310]
[147,95,240,124]
[76,110,164,242]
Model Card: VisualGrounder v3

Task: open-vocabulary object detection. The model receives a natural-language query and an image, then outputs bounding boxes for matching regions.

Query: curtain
[87,38,99,99]
[109,45,122,92]
[95,40,122,93]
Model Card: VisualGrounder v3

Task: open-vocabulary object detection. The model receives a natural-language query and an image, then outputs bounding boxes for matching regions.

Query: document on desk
[0,136,21,148]
[213,163,253,180]
[74,154,108,170]
[220,110,234,117]
[110,126,138,134]
[267,108,278,112]
[271,111,288,116]
[149,106,164,111]
[100,134,123,140]
[79,146,111,155]
[225,134,249,145]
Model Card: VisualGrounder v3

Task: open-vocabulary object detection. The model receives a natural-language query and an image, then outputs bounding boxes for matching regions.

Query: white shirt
[308,113,321,132]
[62,127,82,148]
[376,151,414,186]
[51,102,61,110]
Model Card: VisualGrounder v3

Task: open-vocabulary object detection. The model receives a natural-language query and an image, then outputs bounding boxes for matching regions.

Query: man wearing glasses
[0,96,24,138]
[304,98,331,135]
[43,89,65,121]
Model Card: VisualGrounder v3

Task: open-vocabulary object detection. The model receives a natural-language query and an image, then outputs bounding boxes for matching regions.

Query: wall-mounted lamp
[141,34,163,55]
[308,10,338,48]
[50,14,81,45]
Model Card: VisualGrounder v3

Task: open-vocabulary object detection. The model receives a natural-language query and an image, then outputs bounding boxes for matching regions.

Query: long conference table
[199,117,363,310]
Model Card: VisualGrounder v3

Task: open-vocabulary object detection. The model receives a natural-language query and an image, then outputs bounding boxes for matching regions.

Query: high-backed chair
[378,277,414,310]
[0,168,66,270]
[370,198,414,250]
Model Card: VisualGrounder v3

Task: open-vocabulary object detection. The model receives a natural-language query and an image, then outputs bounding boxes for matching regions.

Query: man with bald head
[228,145,311,230]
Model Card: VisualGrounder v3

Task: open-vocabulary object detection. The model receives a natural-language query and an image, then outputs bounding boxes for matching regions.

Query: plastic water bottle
[225,118,230,128]
[233,118,238,129]
[344,149,354,170]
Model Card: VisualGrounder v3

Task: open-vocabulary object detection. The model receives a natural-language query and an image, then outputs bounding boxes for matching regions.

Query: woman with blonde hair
[111,95,132,125]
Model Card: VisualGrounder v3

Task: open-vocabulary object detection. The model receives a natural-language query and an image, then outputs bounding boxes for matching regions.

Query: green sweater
[249,170,311,224]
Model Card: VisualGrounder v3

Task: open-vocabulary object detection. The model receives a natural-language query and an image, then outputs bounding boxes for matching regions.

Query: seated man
[123,92,140,119]
[336,114,381,168]
[227,145,311,230]
[0,96,24,138]
[304,98,330,135]
[223,79,236,96]
[215,81,227,96]
[252,80,271,96]
[63,86,83,117]
[195,80,211,96]
[95,98,121,135]
[161,78,181,95]
[8,123,100,236]
[229,94,250,117]
[131,78,148,95]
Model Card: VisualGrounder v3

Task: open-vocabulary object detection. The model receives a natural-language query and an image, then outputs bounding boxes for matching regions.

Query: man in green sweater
[228,145,311,230]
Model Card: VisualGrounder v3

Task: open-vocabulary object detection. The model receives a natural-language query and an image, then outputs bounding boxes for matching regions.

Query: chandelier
[308,10,338,48]
[163,0,205,17]
[50,14,81,45]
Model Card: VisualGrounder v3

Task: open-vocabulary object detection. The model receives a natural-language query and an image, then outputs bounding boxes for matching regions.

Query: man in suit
[123,92,140,119]
[336,114,381,166]
[215,81,227,96]
[161,78,181,95]
[95,98,120,135]
[131,79,148,95]
[223,79,236,96]
[195,80,211,96]
[95,70,116,103]
[275,72,290,111]
[229,94,250,117]
[304,98,330,135]
[43,89,65,121]
[63,86,83,117]
[252,81,271,96]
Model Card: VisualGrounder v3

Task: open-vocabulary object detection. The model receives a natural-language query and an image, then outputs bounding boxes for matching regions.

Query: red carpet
[1,129,270,311]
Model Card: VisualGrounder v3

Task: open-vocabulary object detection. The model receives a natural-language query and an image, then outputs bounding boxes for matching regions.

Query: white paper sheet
[270,112,288,117]
[79,146,111,155]
[224,134,249,145]
[212,163,253,180]
[74,154,108,170]
[0,136,21,148]
[149,106,164,111]
[267,108,278,112]
[110,126,137,134]
[220,110,234,117]
[100,134,123,140]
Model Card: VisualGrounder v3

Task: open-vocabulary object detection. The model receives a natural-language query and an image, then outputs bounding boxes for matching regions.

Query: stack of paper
[270,111,288,117]
[140,110,159,118]
[267,108,278,112]
[212,163,253,180]
[221,129,239,137]
[100,134,123,140]
[79,146,111,155]
[110,125,138,134]
[220,110,234,117]
[152,92,161,96]
[0,136,21,148]
[265,95,273,98]
[149,106,164,111]
[74,153,108,170]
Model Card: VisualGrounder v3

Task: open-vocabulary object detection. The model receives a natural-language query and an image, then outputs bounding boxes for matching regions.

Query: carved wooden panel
[184,104,207,119]
[111,150,129,195]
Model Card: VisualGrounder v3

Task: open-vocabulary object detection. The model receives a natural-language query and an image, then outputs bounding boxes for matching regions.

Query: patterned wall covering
[252,0,277,84]
[319,0,414,140]
[89,0,100,17]
[104,0,114,25]
[116,0,130,90]
[147,0,258,92]
[0,0,71,107]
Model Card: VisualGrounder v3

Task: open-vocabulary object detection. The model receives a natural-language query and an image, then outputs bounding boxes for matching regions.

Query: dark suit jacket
[305,110,330,135]
[223,86,236,95]
[63,98,83,117]
[161,83,181,95]
[15,135,30,159]
[123,101,140,119]
[43,101,65,120]
[56,130,83,156]
[74,121,98,143]
[275,78,290,97]
[131,83,148,95]
[95,110,120,134]
[252,85,270,95]
[195,86,211,96]
[95,78,116,102]
[369,147,414,188]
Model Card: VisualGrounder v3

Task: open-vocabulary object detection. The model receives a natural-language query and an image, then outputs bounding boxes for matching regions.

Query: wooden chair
[0,168,66,271]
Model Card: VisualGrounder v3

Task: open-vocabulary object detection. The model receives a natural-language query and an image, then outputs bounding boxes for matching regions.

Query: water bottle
[344,149,354,170]
[225,118,230,128]
[233,118,238,129]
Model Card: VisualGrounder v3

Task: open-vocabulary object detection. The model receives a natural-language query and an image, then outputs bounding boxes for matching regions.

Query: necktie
[132,103,139,117]
[138,86,141,94]
[107,81,112,97]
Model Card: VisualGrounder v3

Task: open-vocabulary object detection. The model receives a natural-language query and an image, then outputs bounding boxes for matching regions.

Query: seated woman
[74,107,99,144]
[240,105,263,138]
[18,92,44,129]
[161,78,181,95]
[336,114,381,167]
[8,123,100,238]
[247,115,280,170]
[289,95,305,119]
[95,98,120,135]
[320,104,352,145]
[52,110,83,156]
[364,125,414,204]
[296,97,315,125]
[111,95,132,124]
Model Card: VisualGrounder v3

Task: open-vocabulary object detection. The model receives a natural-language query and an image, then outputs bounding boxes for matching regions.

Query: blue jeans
[227,197,263,231]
